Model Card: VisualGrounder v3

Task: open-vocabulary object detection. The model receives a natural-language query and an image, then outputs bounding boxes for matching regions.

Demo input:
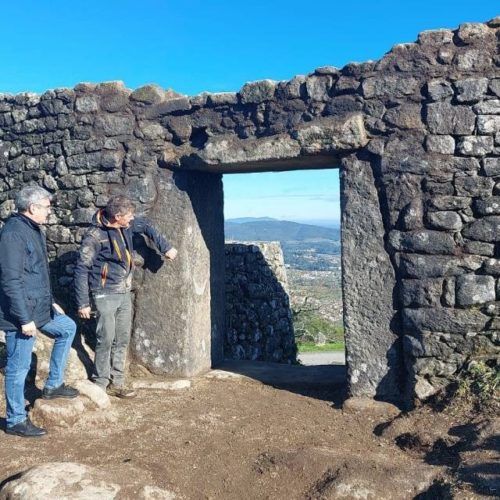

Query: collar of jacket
[14,212,42,231]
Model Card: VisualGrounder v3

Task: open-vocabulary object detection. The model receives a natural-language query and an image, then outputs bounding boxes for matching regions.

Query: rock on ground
[0,462,120,499]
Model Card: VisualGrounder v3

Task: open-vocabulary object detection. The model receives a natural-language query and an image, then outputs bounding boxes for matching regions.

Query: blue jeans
[4,313,76,427]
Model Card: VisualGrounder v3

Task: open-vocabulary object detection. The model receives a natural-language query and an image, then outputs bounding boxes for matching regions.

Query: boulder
[0,462,120,499]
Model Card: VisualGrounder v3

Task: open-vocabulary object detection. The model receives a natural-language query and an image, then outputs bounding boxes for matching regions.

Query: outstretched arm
[133,217,177,259]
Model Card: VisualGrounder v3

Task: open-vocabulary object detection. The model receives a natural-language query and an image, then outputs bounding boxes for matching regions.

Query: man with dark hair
[1,186,79,438]
[74,194,177,398]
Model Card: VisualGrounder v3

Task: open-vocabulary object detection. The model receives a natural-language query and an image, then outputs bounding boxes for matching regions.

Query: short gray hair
[15,185,52,212]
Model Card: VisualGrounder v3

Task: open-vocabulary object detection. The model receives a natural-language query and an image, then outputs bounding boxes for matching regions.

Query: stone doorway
[222,168,345,369]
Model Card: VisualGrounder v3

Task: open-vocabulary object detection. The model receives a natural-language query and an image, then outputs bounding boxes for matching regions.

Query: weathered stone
[426,80,453,101]
[454,77,489,102]
[456,22,495,45]
[388,229,456,254]
[425,103,476,134]
[477,115,500,134]
[463,240,495,256]
[305,75,332,101]
[130,84,165,104]
[74,380,111,409]
[0,462,120,499]
[75,95,99,113]
[400,278,443,307]
[427,211,463,231]
[399,198,423,230]
[361,75,418,98]
[456,274,496,306]
[443,277,455,306]
[342,397,400,417]
[239,80,276,104]
[462,216,500,242]
[473,99,500,114]
[473,197,500,215]
[206,92,238,106]
[399,254,484,278]
[402,307,489,334]
[95,114,135,136]
[454,49,491,71]
[456,136,494,156]
[425,135,454,154]
[483,258,500,276]
[483,158,500,177]
[488,78,500,97]
[384,103,423,129]
[31,398,85,428]
[427,196,471,211]
[455,175,494,197]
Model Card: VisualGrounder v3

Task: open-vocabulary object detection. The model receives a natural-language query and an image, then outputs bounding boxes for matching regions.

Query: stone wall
[1,17,499,401]
[225,242,296,363]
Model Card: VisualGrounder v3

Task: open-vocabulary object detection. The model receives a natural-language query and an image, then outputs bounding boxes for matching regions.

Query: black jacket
[74,210,171,309]
[0,213,53,330]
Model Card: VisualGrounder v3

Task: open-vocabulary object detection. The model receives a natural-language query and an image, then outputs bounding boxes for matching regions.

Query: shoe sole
[42,394,79,400]
[5,430,46,438]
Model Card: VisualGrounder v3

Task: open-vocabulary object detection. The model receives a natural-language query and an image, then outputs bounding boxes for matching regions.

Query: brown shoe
[106,384,137,399]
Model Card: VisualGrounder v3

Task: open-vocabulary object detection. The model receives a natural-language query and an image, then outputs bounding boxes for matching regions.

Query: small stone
[31,398,85,428]
[473,99,500,114]
[489,79,500,98]
[425,103,476,134]
[473,197,500,215]
[399,254,484,278]
[0,462,121,499]
[239,80,276,104]
[305,75,332,101]
[457,136,494,156]
[483,258,500,276]
[426,80,453,101]
[414,376,439,400]
[427,196,471,211]
[427,211,463,230]
[462,216,500,242]
[342,397,400,418]
[425,135,454,154]
[75,96,99,113]
[400,278,443,307]
[483,158,500,176]
[455,176,494,197]
[463,240,495,256]
[74,380,111,409]
[388,230,456,254]
[456,274,496,306]
[454,77,489,102]
[130,84,165,104]
[477,115,500,134]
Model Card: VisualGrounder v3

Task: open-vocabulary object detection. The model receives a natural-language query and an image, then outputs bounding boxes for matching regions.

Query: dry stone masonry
[225,242,296,363]
[0,17,499,402]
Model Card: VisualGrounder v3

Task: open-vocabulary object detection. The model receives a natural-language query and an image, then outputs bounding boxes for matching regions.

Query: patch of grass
[456,360,499,413]
[297,342,345,353]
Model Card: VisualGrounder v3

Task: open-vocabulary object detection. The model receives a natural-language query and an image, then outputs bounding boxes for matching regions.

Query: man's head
[15,186,52,225]
[104,195,136,228]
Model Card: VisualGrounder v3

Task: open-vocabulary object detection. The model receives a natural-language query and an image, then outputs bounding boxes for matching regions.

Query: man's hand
[21,321,37,336]
[78,306,92,319]
[53,303,65,315]
[165,248,178,260]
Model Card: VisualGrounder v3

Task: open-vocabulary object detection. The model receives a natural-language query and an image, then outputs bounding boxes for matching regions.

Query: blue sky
[2,1,498,223]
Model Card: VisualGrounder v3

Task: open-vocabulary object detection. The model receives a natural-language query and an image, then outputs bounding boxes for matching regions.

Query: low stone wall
[225,242,296,363]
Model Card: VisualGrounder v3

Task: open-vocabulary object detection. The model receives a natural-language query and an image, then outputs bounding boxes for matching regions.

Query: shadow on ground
[214,359,347,406]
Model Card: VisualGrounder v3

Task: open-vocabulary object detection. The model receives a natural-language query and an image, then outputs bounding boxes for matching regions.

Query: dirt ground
[0,363,497,499]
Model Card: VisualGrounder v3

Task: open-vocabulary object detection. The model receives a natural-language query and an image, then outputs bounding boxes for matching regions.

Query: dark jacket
[0,213,53,330]
[74,210,172,309]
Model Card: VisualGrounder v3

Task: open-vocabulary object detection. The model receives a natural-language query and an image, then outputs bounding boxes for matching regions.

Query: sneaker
[106,384,137,399]
[5,417,47,438]
[42,383,79,400]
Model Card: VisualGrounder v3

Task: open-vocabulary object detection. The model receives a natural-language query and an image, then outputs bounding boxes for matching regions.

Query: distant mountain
[228,217,276,224]
[225,218,340,242]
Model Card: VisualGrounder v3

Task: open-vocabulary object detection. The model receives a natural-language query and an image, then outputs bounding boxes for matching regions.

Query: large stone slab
[341,156,400,399]
[131,169,225,376]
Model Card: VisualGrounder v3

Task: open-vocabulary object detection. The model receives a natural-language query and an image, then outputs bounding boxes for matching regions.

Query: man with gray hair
[0,186,79,438]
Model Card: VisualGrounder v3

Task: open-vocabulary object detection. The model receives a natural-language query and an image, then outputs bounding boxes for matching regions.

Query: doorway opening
[223,168,344,369]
